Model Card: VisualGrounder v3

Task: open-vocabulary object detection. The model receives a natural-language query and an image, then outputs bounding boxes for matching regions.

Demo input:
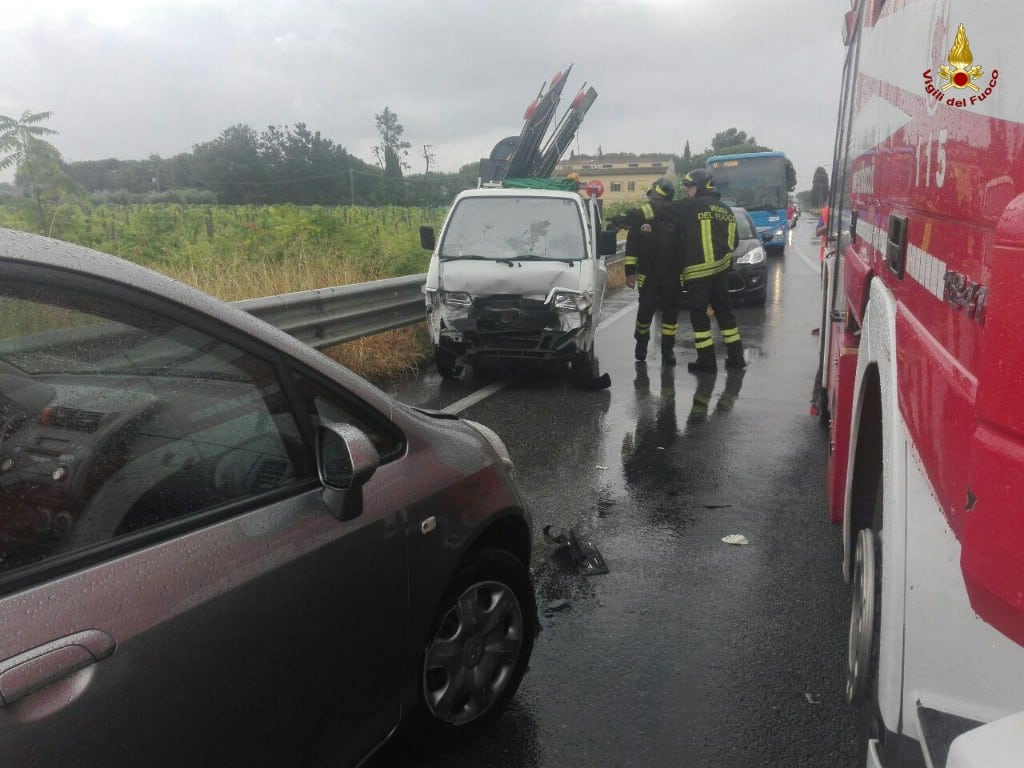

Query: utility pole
[349,168,355,206]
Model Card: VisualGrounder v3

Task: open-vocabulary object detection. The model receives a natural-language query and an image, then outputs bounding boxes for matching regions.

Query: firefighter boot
[725,341,747,370]
[661,338,676,367]
[687,346,717,374]
[634,335,649,362]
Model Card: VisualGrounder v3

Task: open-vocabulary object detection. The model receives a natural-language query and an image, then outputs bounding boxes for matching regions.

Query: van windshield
[439,196,586,262]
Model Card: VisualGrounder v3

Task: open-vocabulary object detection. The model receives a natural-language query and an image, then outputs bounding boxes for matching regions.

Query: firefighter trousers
[634,276,680,344]
[685,271,741,352]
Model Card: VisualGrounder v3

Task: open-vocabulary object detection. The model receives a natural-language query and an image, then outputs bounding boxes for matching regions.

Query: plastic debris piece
[804,692,821,704]
[545,599,572,613]
[543,525,569,545]
[596,465,608,470]
[722,534,749,546]
[542,524,608,575]
[566,529,608,574]
[704,503,732,509]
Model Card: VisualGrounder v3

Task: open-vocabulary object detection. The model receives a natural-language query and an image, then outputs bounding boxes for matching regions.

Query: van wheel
[404,549,537,751]
[435,346,461,379]
[570,347,598,384]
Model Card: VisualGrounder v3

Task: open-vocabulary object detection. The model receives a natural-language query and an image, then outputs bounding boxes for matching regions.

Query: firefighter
[619,177,682,365]
[650,169,746,373]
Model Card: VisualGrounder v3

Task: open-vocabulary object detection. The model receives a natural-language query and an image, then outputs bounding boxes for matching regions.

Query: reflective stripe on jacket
[653,194,736,283]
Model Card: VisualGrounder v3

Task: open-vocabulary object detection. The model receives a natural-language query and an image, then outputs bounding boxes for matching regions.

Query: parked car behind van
[681,206,768,307]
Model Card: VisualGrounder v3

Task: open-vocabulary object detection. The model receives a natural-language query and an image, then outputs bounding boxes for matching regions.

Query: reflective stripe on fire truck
[857,219,948,302]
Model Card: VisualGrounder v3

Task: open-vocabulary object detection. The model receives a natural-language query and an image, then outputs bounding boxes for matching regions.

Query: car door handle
[0,629,116,707]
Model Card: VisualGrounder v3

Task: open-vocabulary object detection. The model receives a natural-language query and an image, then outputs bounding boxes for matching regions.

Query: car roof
[727,206,759,238]
[457,187,581,200]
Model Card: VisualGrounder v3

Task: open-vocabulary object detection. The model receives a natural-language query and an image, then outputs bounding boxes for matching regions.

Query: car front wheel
[406,548,537,750]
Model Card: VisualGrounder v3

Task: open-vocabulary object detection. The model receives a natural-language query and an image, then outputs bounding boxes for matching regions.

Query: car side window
[0,276,312,581]
[287,369,403,462]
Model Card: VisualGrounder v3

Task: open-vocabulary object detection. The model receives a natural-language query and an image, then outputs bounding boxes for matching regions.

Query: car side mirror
[420,226,436,251]
[317,423,380,522]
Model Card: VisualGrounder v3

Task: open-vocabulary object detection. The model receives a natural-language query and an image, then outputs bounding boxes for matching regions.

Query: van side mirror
[597,231,618,257]
[419,226,436,251]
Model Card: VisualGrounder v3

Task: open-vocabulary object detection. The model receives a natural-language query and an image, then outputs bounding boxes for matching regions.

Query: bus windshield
[708,155,787,212]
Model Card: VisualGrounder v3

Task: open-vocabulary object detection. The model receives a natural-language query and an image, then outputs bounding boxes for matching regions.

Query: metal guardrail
[236,250,625,350]
[235,273,426,350]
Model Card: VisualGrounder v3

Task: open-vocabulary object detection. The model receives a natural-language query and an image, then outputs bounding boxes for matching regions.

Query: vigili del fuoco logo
[922,23,999,108]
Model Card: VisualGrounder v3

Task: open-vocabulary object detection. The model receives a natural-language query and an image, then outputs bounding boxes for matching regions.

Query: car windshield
[731,209,757,240]
[439,196,586,261]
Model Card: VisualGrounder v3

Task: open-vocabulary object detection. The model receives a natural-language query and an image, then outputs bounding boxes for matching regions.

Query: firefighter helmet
[647,176,675,200]
[682,169,715,192]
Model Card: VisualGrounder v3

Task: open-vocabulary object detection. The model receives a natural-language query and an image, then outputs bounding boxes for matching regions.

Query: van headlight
[441,291,473,307]
[735,246,766,265]
[550,289,591,312]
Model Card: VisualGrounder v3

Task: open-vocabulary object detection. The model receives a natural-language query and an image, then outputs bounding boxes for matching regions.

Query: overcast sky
[1,0,847,191]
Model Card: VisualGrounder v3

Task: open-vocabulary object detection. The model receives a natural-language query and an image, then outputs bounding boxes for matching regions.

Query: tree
[373,107,410,179]
[190,124,271,204]
[0,110,83,229]
[0,110,58,174]
[811,166,830,207]
[710,128,761,155]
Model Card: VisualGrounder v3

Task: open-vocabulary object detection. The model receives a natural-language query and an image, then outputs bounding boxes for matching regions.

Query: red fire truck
[813,1,1024,766]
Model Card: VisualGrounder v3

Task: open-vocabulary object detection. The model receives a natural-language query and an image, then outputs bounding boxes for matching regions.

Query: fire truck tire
[846,527,878,704]
[847,487,885,758]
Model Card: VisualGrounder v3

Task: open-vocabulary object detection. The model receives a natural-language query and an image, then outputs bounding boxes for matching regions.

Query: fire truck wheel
[846,527,877,704]
[847,489,885,758]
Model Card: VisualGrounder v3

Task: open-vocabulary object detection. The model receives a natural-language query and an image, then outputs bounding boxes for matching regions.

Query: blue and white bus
[706,151,790,255]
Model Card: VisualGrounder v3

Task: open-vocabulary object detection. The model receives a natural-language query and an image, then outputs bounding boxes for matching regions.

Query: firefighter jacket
[621,203,681,287]
[649,192,737,283]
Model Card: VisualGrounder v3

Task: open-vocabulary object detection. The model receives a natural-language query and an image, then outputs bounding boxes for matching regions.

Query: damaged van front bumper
[427,289,594,365]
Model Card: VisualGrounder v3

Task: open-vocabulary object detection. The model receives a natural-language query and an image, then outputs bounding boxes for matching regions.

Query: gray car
[0,228,536,767]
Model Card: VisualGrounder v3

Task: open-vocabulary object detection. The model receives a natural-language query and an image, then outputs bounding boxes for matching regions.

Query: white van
[420,184,617,384]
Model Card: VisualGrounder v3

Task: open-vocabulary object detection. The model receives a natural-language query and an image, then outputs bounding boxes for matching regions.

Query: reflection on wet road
[371,219,857,768]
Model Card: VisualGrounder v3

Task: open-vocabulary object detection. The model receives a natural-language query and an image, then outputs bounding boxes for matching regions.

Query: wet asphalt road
[370,218,859,767]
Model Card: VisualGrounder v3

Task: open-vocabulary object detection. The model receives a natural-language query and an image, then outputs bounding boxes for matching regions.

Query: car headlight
[441,290,472,307]
[773,227,785,238]
[735,246,766,265]
[463,419,515,474]
[550,289,591,312]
